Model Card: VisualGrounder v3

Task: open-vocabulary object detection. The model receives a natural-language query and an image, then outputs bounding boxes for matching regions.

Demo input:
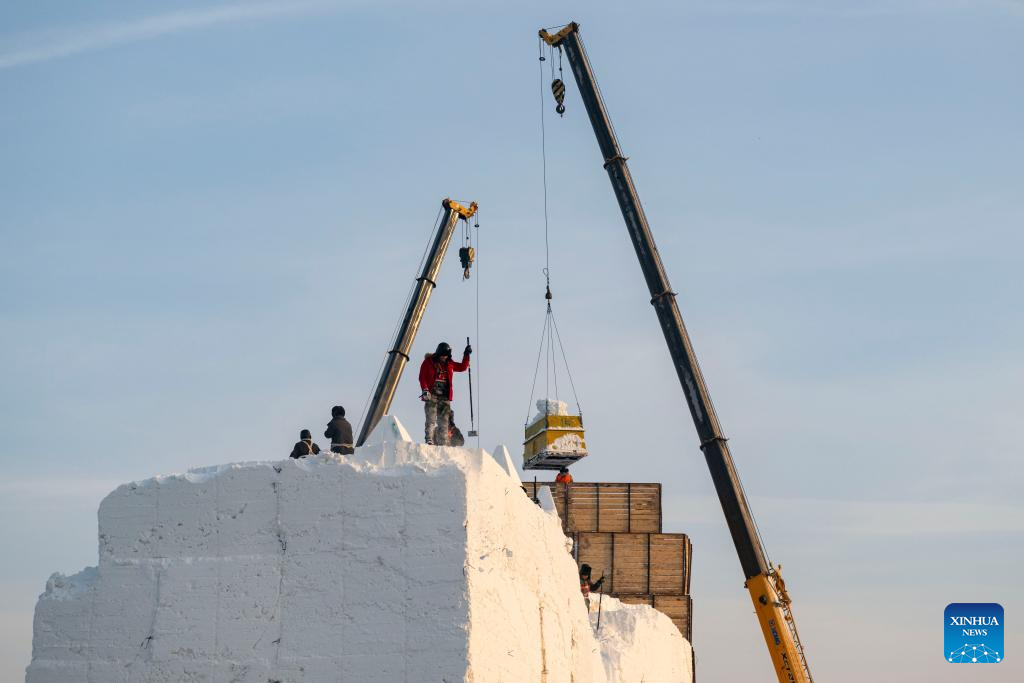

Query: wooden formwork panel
[650,534,693,595]
[573,532,690,596]
[654,595,693,642]
[614,595,653,607]
[612,533,648,594]
[521,482,662,533]
[575,532,613,591]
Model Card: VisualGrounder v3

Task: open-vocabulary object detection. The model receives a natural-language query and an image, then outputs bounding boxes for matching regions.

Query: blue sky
[2,1,1022,681]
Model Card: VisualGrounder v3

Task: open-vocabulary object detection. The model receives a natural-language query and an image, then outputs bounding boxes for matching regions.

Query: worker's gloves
[420,390,429,402]
[464,344,472,356]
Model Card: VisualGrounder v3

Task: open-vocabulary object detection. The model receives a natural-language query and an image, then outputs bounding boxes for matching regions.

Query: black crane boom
[539,22,812,683]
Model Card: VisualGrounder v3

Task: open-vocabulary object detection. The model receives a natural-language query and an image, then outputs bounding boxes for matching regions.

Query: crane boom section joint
[387,349,410,361]
[602,154,629,169]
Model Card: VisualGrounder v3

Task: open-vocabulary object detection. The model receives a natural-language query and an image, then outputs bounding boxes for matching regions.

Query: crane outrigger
[538,22,813,683]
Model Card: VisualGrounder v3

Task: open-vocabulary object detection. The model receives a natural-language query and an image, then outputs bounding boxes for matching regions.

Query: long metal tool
[355,198,478,447]
[466,335,478,437]
[539,22,812,683]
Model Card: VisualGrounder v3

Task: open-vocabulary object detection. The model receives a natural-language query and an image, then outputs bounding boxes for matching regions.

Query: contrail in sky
[0,0,346,70]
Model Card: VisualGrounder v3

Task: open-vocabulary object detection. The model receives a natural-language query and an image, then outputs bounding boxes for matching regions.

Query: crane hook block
[459,246,475,280]
[551,78,566,116]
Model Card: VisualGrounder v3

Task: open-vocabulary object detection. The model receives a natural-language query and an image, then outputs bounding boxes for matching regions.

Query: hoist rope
[554,330,561,399]
[538,40,551,285]
[549,308,582,417]
[526,308,550,425]
[473,209,481,446]
[525,36,583,425]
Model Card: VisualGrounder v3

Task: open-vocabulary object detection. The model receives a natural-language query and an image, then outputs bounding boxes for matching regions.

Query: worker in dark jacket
[418,341,470,445]
[289,429,321,459]
[579,563,605,611]
[324,405,354,454]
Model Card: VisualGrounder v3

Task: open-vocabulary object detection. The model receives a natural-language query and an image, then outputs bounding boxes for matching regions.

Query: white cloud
[0,0,348,70]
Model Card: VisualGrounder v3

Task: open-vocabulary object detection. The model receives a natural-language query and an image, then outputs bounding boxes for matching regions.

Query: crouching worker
[419,341,470,445]
[324,405,354,454]
[289,429,320,459]
[579,563,605,611]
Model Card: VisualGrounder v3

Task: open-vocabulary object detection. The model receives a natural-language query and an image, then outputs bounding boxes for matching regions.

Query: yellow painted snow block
[523,413,588,467]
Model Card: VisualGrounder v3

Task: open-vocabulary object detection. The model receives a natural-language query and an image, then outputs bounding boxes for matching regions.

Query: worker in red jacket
[419,341,470,445]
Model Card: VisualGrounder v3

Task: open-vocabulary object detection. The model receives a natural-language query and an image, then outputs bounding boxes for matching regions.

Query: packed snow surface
[530,398,571,423]
[28,416,691,682]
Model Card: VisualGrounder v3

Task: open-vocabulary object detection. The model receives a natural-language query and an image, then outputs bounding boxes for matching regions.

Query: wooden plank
[615,595,654,607]
[654,595,692,641]
[569,483,660,533]
[649,534,688,595]
[567,491,597,531]
[576,532,613,592]
[612,534,648,594]
[574,531,692,599]
[521,482,664,534]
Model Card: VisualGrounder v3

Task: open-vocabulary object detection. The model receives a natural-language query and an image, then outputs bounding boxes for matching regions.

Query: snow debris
[531,398,570,423]
[28,416,690,682]
[592,594,693,682]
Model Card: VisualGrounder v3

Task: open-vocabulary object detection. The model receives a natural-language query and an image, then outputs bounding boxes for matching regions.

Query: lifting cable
[449,197,483,443]
[469,207,481,444]
[525,36,581,426]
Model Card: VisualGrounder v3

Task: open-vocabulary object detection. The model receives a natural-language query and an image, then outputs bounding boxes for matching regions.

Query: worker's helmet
[559,467,569,474]
[332,405,345,418]
[300,429,312,440]
[435,342,452,358]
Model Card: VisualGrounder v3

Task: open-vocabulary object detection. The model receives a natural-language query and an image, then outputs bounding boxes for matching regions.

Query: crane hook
[551,78,566,117]
[459,245,475,280]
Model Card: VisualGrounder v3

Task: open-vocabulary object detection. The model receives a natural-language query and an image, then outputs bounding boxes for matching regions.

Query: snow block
[28,443,691,682]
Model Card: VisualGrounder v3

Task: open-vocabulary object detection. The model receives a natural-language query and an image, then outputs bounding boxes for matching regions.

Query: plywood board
[521,482,661,533]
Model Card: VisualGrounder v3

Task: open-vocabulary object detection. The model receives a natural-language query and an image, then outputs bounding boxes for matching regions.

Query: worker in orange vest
[555,467,573,484]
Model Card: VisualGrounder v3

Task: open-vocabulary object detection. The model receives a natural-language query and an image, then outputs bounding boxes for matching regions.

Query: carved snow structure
[27,417,692,682]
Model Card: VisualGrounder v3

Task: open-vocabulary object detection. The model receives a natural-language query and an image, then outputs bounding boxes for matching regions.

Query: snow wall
[27,417,692,682]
